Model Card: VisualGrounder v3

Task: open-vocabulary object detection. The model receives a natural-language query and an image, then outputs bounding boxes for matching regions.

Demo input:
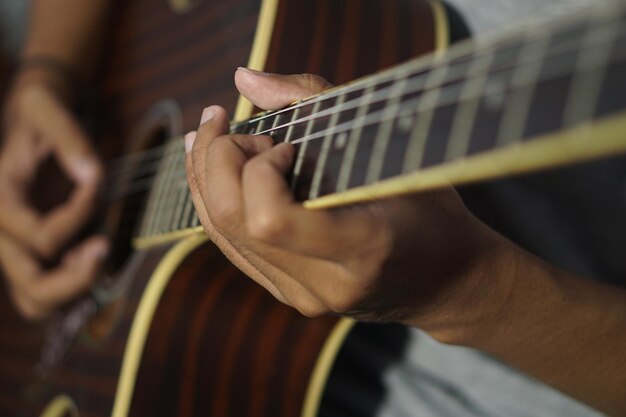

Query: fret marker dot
[335,133,348,149]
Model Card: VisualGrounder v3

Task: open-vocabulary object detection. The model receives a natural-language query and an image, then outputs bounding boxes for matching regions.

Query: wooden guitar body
[0,1,442,416]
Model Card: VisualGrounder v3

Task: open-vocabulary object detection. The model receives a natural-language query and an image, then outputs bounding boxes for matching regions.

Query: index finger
[242,143,391,262]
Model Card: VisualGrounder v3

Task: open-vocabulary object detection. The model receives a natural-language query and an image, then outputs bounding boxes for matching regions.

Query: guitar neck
[233,2,626,205]
[134,0,626,247]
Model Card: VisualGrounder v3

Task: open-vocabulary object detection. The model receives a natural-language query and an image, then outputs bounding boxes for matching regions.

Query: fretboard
[134,0,626,247]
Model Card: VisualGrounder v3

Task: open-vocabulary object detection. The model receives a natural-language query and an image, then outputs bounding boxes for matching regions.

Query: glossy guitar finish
[0,1,439,416]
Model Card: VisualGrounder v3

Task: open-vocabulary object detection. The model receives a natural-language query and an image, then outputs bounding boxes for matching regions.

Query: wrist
[404,224,523,345]
[454,245,567,351]
[12,55,82,105]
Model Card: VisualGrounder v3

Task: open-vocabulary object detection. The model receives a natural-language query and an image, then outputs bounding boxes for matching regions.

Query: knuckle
[34,234,59,259]
[19,85,41,105]
[27,286,51,306]
[243,154,269,174]
[207,199,241,232]
[293,298,328,318]
[14,297,47,321]
[90,160,104,183]
[325,296,355,315]
[300,73,330,94]
[323,287,367,315]
[247,211,290,243]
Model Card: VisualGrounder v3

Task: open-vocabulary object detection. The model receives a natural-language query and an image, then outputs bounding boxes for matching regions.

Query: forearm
[466,242,626,416]
[19,0,111,97]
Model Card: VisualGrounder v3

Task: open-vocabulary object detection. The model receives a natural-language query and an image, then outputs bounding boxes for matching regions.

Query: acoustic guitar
[1,0,626,416]
[0,1,443,416]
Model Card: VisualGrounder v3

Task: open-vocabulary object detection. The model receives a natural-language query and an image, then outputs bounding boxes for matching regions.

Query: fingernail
[184,131,197,153]
[200,106,217,125]
[74,158,99,184]
[237,67,270,77]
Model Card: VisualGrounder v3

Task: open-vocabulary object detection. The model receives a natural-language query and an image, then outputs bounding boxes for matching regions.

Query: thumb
[27,86,102,186]
[234,68,333,110]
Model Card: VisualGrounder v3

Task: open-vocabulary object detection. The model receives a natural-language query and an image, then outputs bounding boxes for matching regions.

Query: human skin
[0,0,111,320]
[186,68,626,416]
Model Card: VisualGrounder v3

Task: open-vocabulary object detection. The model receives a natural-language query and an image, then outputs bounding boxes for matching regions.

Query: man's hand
[0,74,107,320]
[185,68,515,341]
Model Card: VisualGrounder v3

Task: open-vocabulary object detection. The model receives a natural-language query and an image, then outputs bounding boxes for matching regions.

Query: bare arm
[186,68,626,416]
[21,0,111,81]
[455,245,626,417]
[0,0,112,320]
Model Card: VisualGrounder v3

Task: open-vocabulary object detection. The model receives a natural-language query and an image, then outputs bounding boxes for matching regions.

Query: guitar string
[104,38,625,202]
[231,6,619,131]
[105,35,625,201]
[230,7,623,133]
[105,25,624,188]
[104,8,617,177]
[103,26,624,197]
[256,27,618,142]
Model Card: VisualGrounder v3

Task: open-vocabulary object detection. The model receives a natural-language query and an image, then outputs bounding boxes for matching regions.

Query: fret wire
[253,31,584,146]
[270,112,281,139]
[562,16,621,126]
[291,102,321,191]
[159,145,185,233]
[298,39,624,164]
[118,23,620,195]
[294,44,624,172]
[141,140,173,236]
[165,144,188,232]
[309,95,347,199]
[120,23,622,218]
[181,187,196,229]
[402,66,448,172]
[108,5,619,182]
[365,72,410,184]
[128,31,623,197]
[192,212,201,227]
[171,168,190,231]
[242,121,254,134]
[184,178,200,228]
[336,83,377,192]
[231,6,619,137]
[158,142,186,234]
[495,31,552,146]
[130,38,626,211]
[284,107,301,143]
[272,115,281,128]
[445,49,496,161]
[143,139,180,236]
[254,118,266,134]
[120,23,622,190]
[138,155,164,236]
[282,33,626,150]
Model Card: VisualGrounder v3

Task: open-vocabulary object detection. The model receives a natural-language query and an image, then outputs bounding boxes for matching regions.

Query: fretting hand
[185,68,516,342]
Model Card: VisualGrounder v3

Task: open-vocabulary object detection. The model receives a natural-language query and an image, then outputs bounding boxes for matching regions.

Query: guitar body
[0,1,443,416]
